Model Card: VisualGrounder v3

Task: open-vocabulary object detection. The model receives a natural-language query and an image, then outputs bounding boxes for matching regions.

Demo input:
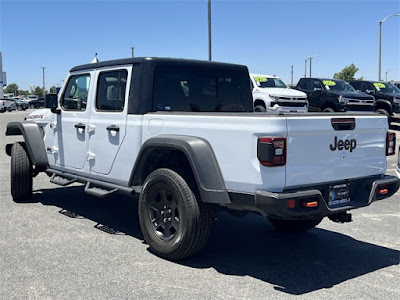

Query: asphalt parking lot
[0,110,399,300]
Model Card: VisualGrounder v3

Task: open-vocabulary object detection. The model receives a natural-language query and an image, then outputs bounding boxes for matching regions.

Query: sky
[0,0,399,91]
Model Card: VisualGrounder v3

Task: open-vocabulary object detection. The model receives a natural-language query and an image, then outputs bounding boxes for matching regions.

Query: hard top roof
[70,57,248,72]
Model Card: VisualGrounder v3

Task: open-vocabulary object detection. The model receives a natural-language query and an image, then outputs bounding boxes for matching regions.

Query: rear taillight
[257,137,286,167]
[386,132,396,156]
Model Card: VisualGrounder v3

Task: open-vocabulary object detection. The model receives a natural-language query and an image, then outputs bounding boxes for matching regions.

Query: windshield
[372,82,400,94]
[322,80,356,92]
[253,76,288,88]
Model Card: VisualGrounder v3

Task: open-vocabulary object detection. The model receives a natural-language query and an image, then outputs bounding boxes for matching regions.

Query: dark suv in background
[296,78,375,113]
[349,80,400,123]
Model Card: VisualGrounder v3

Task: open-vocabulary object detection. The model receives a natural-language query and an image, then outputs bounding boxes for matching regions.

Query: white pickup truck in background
[0,98,17,112]
[5,58,399,261]
[251,73,308,113]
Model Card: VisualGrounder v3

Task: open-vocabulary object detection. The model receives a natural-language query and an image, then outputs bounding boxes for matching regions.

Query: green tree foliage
[333,64,360,81]
[4,83,19,95]
[34,86,44,97]
[49,86,57,93]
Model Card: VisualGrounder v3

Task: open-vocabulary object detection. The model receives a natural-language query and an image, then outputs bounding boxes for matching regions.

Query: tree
[333,64,360,81]
[34,86,44,97]
[4,83,19,95]
[49,86,56,93]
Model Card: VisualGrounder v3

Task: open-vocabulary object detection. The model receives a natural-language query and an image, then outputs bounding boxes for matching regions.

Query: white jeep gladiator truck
[6,57,399,260]
[250,73,308,113]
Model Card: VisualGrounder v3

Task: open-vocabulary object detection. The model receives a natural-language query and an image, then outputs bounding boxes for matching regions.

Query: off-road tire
[138,168,212,261]
[254,105,266,112]
[267,217,323,233]
[11,142,33,203]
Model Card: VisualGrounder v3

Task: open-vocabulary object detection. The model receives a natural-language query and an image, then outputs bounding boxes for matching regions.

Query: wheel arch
[374,99,392,115]
[254,99,266,108]
[130,135,230,204]
[5,121,48,170]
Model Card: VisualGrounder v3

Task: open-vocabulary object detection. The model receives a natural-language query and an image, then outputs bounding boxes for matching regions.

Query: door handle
[106,125,120,132]
[74,123,86,129]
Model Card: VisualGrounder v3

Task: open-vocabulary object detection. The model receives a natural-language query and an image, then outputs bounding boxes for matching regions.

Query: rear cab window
[153,66,253,112]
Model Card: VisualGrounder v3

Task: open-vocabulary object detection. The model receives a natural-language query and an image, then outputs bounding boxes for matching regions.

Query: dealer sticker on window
[328,183,351,206]
[373,82,386,89]
[323,80,336,86]
[253,76,267,82]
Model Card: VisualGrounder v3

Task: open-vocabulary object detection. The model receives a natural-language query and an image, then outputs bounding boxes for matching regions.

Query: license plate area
[328,183,351,207]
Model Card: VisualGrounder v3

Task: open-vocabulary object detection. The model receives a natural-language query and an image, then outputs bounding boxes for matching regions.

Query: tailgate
[285,114,388,188]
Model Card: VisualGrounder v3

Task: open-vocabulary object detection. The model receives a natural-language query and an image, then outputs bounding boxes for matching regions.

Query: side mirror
[45,93,58,109]
[365,89,374,95]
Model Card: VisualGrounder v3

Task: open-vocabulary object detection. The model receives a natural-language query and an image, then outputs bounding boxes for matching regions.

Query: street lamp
[378,13,400,81]
[130,46,135,58]
[385,69,391,81]
[304,56,318,78]
[291,65,294,86]
[41,66,46,98]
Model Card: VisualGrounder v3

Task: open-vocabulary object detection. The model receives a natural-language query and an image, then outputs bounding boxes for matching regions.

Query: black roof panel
[70,57,248,72]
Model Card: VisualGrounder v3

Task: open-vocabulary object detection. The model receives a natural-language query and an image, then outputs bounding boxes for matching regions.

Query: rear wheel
[267,217,323,233]
[11,142,33,203]
[17,105,22,111]
[30,104,35,109]
[138,168,212,260]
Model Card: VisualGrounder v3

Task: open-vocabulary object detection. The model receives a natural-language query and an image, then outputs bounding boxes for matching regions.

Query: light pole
[130,47,135,58]
[41,66,46,98]
[385,69,391,81]
[208,0,212,61]
[378,13,400,81]
[291,65,294,86]
[304,59,307,78]
[308,56,318,78]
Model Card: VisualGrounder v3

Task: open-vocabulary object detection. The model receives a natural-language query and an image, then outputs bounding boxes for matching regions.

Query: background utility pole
[41,66,46,98]
[208,0,212,61]
[291,65,294,86]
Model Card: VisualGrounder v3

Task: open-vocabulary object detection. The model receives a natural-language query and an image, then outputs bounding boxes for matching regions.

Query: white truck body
[250,73,308,113]
[7,58,398,260]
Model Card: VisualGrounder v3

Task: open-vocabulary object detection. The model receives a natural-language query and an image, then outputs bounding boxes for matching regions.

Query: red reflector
[302,201,318,208]
[287,199,296,208]
[377,188,388,195]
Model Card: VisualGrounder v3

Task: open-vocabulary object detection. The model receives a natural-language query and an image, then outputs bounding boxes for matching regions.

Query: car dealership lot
[1,110,399,299]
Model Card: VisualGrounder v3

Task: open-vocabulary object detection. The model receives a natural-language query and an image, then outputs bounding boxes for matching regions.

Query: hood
[256,87,307,98]
[329,90,374,100]
[25,108,54,123]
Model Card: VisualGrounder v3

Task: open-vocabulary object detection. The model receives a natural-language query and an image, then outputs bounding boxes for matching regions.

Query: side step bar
[50,174,77,186]
[84,182,118,198]
[46,168,142,198]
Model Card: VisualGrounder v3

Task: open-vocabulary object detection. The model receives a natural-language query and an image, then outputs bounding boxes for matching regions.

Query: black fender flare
[6,121,48,169]
[374,99,392,114]
[129,135,230,204]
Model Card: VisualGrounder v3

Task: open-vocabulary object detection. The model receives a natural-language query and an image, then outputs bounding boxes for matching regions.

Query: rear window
[153,66,253,112]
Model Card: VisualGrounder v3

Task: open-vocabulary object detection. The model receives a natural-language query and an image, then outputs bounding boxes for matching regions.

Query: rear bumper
[226,175,399,219]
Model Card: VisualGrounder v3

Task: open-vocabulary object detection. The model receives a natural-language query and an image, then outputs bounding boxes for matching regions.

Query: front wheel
[254,105,266,112]
[17,105,22,111]
[11,142,33,203]
[322,107,335,113]
[138,168,212,261]
[267,217,323,233]
[376,109,391,125]
[30,104,35,109]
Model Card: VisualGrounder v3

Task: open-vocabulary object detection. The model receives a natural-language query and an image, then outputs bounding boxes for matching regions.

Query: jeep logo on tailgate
[330,136,357,152]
